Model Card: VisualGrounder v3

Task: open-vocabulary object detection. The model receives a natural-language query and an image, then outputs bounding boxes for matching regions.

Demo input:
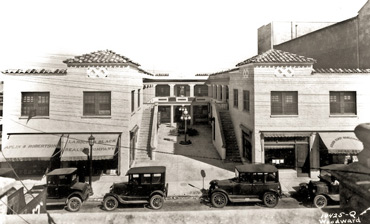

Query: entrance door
[158,106,171,123]
[296,144,310,177]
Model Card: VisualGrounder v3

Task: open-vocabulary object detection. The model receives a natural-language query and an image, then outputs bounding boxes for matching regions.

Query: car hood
[210,179,234,186]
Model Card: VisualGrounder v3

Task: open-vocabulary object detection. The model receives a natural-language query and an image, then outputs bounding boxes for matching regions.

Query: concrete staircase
[136,107,154,161]
[219,110,242,163]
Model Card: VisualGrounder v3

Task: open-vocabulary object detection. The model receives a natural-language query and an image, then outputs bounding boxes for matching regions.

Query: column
[217,85,221,101]
[169,84,175,97]
[190,105,194,125]
[152,84,157,100]
[222,85,227,102]
[170,105,174,127]
[212,85,216,100]
[189,84,195,97]
[208,84,213,98]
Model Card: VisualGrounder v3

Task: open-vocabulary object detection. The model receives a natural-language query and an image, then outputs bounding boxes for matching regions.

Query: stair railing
[212,102,227,160]
[149,103,159,160]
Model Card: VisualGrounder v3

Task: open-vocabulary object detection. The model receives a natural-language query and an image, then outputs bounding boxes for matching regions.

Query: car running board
[228,197,262,203]
[120,200,149,204]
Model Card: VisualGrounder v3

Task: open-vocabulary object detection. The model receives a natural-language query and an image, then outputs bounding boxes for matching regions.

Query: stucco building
[208,49,370,177]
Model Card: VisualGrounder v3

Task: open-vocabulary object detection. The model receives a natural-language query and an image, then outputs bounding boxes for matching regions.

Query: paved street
[47,196,341,214]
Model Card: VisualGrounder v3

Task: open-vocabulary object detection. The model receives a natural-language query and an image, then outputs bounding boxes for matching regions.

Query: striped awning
[319,132,363,154]
[263,132,311,138]
[264,145,295,149]
[61,134,119,161]
[0,134,61,162]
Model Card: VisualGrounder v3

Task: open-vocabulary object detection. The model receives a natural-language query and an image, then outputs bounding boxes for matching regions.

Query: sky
[0,0,367,76]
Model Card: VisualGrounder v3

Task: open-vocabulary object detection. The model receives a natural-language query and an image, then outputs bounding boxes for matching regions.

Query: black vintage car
[205,164,282,208]
[299,165,341,208]
[103,166,168,210]
[28,168,91,212]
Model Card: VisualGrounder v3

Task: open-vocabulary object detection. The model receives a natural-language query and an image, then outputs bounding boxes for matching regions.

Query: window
[243,90,250,112]
[137,89,141,107]
[131,90,135,112]
[155,85,170,97]
[175,85,190,97]
[271,91,298,115]
[233,89,238,108]
[21,92,49,116]
[194,85,208,97]
[83,92,111,116]
[330,91,356,115]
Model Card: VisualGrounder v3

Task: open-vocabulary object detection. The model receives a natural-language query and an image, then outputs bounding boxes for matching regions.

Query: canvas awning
[0,134,61,162]
[60,134,119,161]
[263,132,311,138]
[319,132,363,154]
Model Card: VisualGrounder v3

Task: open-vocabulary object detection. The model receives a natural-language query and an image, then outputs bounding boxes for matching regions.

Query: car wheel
[313,195,327,208]
[67,196,82,212]
[150,194,164,210]
[211,192,228,208]
[263,192,279,208]
[103,196,119,211]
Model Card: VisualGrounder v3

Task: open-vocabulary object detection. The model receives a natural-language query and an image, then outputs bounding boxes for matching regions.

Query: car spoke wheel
[67,196,82,212]
[263,192,279,208]
[313,195,327,208]
[211,192,228,208]
[150,195,164,210]
[103,196,119,211]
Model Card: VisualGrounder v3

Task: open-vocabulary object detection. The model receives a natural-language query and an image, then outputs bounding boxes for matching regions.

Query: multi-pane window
[175,85,190,97]
[155,85,170,97]
[138,89,141,107]
[83,92,111,116]
[194,85,208,97]
[271,91,298,115]
[21,92,50,116]
[330,91,356,115]
[243,90,250,112]
[131,90,135,112]
[233,89,238,108]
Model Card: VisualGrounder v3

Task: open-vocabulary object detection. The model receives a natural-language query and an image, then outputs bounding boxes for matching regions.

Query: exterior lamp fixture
[88,134,95,195]
[180,109,192,145]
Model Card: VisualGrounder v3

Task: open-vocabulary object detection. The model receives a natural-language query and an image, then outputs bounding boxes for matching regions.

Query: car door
[240,173,253,195]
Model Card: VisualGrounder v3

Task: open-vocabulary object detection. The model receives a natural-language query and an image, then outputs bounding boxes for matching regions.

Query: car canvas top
[235,164,278,173]
[46,168,77,176]
[126,166,166,175]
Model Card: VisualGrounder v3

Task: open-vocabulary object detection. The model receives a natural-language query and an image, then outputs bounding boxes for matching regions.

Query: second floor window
[243,90,250,112]
[83,92,111,116]
[22,92,49,116]
[271,91,298,115]
[138,89,141,107]
[155,85,170,97]
[131,90,135,112]
[330,91,356,115]
[194,85,208,97]
[233,89,238,108]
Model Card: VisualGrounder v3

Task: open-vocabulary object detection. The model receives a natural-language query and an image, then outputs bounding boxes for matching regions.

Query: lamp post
[180,109,191,145]
[88,134,95,195]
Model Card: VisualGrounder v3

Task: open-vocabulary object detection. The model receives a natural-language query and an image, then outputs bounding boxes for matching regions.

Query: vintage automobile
[204,164,282,208]
[103,166,168,211]
[27,167,91,212]
[299,165,340,208]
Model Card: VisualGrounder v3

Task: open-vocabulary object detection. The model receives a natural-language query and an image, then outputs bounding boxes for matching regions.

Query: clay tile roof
[236,49,316,66]
[313,68,370,73]
[63,50,140,66]
[2,69,67,74]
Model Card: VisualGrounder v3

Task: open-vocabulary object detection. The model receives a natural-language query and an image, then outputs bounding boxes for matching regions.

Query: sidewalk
[13,124,317,201]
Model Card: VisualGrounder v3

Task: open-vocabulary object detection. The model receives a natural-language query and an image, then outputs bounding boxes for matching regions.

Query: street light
[88,134,95,195]
[180,109,191,145]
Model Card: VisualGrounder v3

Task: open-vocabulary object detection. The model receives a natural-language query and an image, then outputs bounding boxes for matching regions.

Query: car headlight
[312,189,316,193]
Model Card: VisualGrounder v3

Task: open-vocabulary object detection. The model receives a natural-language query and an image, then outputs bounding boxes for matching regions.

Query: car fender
[210,188,229,199]
[150,190,165,198]
[266,189,281,197]
[66,192,85,203]
[103,193,124,203]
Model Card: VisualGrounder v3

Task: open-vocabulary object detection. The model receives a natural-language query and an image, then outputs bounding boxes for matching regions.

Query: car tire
[150,194,164,210]
[103,196,119,211]
[211,192,228,208]
[313,195,327,208]
[263,192,279,208]
[67,196,82,212]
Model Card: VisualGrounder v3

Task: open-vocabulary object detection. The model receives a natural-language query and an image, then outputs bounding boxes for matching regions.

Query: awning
[264,145,295,149]
[319,132,363,154]
[263,132,312,138]
[61,134,119,161]
[0,134,61,162]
